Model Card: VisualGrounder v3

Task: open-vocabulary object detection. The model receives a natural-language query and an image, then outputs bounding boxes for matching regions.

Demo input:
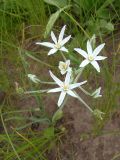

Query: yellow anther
[55,43,61,49]
[63,84,69,91]
[88,55,94,61]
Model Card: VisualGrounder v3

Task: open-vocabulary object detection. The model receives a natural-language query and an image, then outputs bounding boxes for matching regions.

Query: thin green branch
[0,112,21,160]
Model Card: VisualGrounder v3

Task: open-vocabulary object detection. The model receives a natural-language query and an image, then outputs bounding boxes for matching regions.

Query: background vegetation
[0,0,120,159]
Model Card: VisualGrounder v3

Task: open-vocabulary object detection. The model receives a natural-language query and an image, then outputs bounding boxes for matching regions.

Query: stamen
[62,64,67,70]
[55,43,61,49]
[88,55,94,61]
[63,84,69,91]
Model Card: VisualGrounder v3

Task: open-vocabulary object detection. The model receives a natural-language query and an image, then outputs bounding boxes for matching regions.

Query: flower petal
[51,31,57,44]
[58,91,66,107]
[60,70,66,75]
[60,47,68,52]
[91,61,100,72]
[67,90,78,98]
[58,25,66,42]
[28,74,40,83]
[48,48,57,55]
[59,61,64,68]
[87,40,93,55]
[80,59,89,68]
[93,43,105,56]
[74,48,88,58]
[70,81,87,89]
[65,72,71,85]
[92,87,102,98]
[49,71,63,86]
[66,60,70,66]
[36,42,54,48]
[94,56,107,61]
[48,87,62,93]
[60,35,71,46]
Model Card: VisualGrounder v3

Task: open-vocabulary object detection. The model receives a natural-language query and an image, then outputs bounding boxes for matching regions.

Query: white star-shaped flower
[28,74,40,83]
[74,40,107,72]
[48,71,87,107]
[36,25,71,56]
[58,60,72,75]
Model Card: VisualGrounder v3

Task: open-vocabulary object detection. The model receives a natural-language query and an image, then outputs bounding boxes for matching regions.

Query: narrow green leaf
[44,0,67,8]
[44,5,71,38]
[44,9,61,38]
[52,109,63,124]
[43,127,55,139]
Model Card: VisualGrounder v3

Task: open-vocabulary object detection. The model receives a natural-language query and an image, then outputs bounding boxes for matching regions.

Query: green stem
[75,92,93,113]
[63,11,90,38]
[79,86,91,96]
[60,51,66,61]
[24,89,49,94]
[74,67,84,82]
[0,112,21,160]
[38,80,55,85]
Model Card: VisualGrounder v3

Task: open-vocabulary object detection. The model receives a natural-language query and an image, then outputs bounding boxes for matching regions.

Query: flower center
[88,55,94,61]
[63,84,69,91]
[55,43,61,49]
[62,64,67,70]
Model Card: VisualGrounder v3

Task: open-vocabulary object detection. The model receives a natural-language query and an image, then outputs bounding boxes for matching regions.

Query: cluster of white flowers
[27,25,107,116]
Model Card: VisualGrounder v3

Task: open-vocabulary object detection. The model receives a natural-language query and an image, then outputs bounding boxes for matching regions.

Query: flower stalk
[25,26,107,122]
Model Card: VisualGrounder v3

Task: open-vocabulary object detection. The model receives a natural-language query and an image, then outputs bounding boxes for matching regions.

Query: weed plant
[0,0,120,159]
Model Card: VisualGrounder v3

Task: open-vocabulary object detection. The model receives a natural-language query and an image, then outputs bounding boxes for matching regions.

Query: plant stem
[75,92,93,113]
[60,51,66,61]
[74,67,84,82]
[0,112,21,160]
[38,80,56,85]
[24,89,49,94]
[79,86,91,96]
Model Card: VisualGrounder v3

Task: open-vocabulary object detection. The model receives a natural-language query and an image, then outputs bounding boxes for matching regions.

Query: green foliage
[44,0,67,8]
[52,109,63,124]
[0,0,120,159]
[44,9,62,38]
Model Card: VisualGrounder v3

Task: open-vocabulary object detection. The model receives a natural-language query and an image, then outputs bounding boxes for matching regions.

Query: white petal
[48,87,62,93]
[48,48,57,55]
[93,43,105,56]
[60,35,71,46]
[60,70,66,75]
[87,40,93,55]
[94,56,107,61]
[91,61,100,72]
[36,42,54,48]
[58,91,66,107]
[74,48,88,58]
[59,61,64,69]
[67,67,72,73]
[67,90,78,98]
[94,94,102,98]
[65,72,71,85]
[51,31,57,44]
[70,81,87,89]
[28,74,40,83]
[92,87,102,98]
[58,25,66,42]
[59,61,64,66]
[49,71,63,86]
[66,60,70,66]
[92,87,101,96]
[80,59,89,68]
[60,47,68,52]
